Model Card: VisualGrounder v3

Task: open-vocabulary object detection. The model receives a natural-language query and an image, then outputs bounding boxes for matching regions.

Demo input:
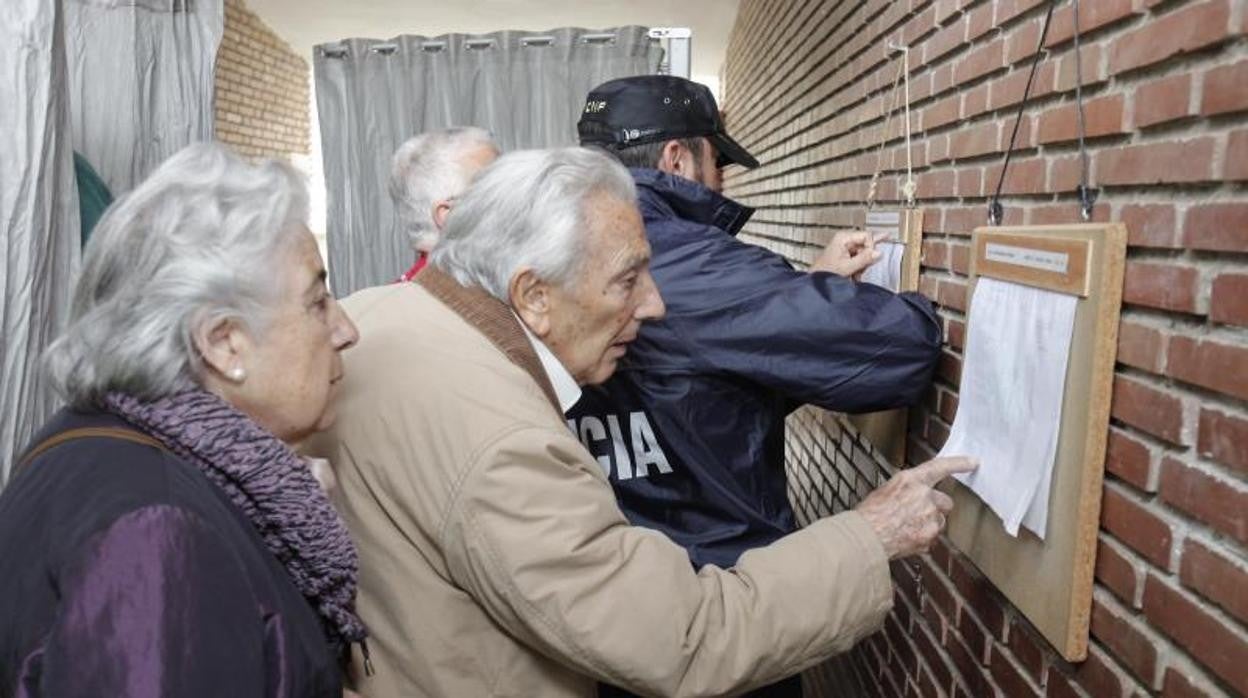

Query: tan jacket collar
[417,267,561,415]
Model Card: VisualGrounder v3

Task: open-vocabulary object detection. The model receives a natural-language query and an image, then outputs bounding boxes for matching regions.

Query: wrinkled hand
[811,231,887,278]
[854,456,977,559]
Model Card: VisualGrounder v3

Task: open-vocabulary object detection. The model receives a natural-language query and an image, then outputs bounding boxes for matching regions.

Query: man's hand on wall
[854,456,977,559]
[810,231,886,278]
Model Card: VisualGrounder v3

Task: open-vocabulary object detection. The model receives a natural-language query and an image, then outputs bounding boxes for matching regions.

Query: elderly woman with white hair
[0,143,365,696]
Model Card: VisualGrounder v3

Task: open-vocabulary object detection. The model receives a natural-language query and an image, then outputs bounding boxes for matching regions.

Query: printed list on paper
[860,241,906,292]
[861,211,906,292]
[937,277,1078,538]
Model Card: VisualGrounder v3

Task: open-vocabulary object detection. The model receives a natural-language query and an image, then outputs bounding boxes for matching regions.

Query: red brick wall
[722,1,1247,696]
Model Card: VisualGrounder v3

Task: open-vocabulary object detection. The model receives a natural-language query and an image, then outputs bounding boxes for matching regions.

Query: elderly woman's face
[229,227,358,443]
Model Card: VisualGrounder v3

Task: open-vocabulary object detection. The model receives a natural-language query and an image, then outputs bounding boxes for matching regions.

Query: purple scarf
[104,389,368,653]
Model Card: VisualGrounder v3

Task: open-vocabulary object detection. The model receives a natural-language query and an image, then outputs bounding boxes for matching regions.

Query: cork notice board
[850,208,924,466]
[942,223,1126,662]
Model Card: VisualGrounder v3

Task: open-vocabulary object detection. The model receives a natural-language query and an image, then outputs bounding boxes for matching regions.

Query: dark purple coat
[0,409,342,697]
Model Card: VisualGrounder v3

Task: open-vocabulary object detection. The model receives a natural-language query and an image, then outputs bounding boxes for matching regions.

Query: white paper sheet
[860,241,905,292]
[937,277,1078,538]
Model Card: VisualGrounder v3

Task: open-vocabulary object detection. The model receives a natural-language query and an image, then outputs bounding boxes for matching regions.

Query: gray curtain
[0,0,81,482]
[0,0,222,483]
[64,0,223,194]
[315,26,662,297]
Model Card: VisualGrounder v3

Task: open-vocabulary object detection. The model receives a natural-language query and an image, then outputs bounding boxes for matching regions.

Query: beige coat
[313,269,893,697]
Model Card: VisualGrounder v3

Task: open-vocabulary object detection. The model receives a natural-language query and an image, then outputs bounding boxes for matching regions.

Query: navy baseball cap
[577,75,760,169]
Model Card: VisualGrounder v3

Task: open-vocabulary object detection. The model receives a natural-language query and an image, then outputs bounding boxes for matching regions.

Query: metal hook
[1076,185,1099,222]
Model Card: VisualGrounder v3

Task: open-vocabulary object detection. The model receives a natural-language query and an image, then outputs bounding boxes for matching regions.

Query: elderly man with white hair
[313,147,975,697]
[388,126,499,282]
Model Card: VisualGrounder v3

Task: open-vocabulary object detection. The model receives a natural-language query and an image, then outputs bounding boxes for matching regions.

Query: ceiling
[245,0,742,95]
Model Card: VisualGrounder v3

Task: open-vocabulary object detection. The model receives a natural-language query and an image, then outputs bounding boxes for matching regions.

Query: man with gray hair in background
[388,126,498,282]
[314,146,974,697]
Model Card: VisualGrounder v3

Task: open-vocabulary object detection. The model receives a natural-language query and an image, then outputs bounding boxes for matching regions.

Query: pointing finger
[913,456,978,487]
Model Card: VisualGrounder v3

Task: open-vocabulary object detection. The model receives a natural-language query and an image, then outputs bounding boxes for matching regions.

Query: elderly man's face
[542,192,665,385]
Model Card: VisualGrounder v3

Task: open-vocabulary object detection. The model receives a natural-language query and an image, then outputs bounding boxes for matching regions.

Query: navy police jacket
[568,168,943,569]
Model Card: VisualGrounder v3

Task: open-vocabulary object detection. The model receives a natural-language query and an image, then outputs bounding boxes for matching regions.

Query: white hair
[429,147,637,300]
[44,142,309,406]
[389,127,499,251]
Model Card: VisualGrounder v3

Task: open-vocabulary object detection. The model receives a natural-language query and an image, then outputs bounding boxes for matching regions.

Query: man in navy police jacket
[570,75,943,570]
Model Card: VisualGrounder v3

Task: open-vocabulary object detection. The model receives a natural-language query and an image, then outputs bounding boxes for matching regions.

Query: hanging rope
[1072,0,1098,220]
[900,45,916,206]
[867,43,916,210]
[867,60,903,208]
[989,0,1058,225]
[990,0,1097,224]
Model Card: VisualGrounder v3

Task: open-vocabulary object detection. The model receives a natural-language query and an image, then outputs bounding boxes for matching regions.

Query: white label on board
[866,211,902,239]
[984,243,1070,274]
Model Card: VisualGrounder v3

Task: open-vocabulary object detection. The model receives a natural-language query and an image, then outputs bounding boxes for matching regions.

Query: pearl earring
[228,367,246,382]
